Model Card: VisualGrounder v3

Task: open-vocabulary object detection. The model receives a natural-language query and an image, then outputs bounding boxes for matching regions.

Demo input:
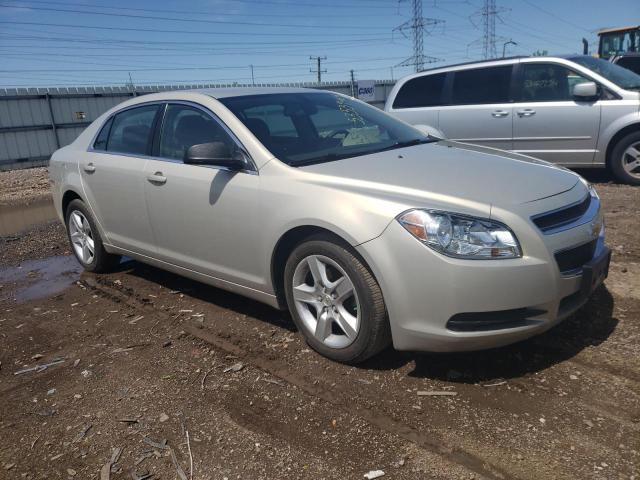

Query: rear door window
[450,66,512,105]
[392,72,447,109]
[106,105,159,155]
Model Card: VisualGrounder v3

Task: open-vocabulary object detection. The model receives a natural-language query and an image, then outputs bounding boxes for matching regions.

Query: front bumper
[356,198,608,353]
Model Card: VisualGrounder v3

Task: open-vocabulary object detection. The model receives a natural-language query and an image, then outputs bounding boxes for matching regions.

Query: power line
[8,0,401,18]
[0,3,392,30]
[0,20,392,38]
[520,0,592,34]
[0,55,409,73]
[0,32,394,48]
[393,0,444,72]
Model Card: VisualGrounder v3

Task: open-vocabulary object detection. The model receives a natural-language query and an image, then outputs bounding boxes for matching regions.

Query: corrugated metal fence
[0,80,394,171]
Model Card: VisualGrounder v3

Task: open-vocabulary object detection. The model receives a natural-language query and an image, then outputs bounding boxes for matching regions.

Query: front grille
[554,239,597,274]
[446,308,546,332]
[532,194,591,233]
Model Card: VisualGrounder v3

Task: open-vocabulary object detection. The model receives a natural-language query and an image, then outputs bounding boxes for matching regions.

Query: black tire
[65,199,121,273]
[610,130,640,185]
[283,234,390,363]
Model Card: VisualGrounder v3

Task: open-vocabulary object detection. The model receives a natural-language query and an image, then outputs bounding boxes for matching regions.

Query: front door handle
[517,109,536,117]
[147,172,167,184]
[491,110,509,118]
[84,163,96,173]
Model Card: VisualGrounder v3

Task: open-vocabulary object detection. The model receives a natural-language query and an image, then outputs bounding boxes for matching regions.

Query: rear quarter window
[93,117,113,151]
[392,72,447,109]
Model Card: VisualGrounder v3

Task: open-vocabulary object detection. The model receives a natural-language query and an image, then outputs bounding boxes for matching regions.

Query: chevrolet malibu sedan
[49,88,610,363]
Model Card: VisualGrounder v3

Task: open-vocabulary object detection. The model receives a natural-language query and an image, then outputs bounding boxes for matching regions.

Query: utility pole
[393,0,443,72]
[126,72,137,96]
[310,56,327,84]
[249,65,255,86]
[350,69,356,97]
[471,0,508,59]
[502,39,517,58]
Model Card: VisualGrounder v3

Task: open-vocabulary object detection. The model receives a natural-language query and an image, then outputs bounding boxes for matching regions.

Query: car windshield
[569,55,640,90]
[219,92,434,166]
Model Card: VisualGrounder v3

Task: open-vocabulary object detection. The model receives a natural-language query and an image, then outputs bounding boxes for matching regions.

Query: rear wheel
[283,235,390,363]
[610,131,640,185]
[65,199,121,273]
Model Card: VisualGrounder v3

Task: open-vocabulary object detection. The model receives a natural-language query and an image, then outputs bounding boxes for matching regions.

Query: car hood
[298,140,580,208]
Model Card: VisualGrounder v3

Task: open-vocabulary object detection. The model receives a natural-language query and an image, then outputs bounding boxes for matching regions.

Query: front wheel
[610,131,640,185]
[65,199,121,273]
[283,236,390,363]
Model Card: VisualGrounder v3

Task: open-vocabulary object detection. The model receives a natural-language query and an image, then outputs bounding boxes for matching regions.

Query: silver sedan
[49,88,610,363]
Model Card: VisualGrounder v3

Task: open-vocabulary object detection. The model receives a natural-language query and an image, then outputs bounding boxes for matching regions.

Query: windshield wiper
[292,152,358,167]
[378,137,435,152]
[291,138,436,167]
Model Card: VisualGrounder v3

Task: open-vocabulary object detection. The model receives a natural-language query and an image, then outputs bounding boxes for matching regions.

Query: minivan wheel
[283,236,390,363]
[610,131,640,185]
[65,199,121,273]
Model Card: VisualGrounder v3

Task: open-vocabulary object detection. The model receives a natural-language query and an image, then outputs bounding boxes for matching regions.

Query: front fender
[597,106,640,165]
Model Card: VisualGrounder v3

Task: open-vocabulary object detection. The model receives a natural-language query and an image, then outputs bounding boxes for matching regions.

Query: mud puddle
[0,197,57,236]
[0,254,82,302]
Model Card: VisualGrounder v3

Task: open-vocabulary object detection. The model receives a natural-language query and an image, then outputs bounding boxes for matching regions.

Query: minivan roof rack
[417,56,529,73]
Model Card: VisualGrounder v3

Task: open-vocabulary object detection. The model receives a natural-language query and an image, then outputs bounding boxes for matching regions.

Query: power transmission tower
[471,0,508,59]
[393,0,443,72]
[310,56,327,84]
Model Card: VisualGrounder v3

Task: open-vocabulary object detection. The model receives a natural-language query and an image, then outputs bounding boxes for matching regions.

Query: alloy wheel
[622,142,640,179]
[69,210,95,264]
[291,254,360,349]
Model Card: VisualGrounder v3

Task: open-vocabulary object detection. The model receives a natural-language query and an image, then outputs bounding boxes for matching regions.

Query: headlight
[397,210,522,259]
[579,176,599,199]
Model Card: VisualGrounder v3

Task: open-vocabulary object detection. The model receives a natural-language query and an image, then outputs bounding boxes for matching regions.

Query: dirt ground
[0,169,638,480]
[0,168,50,206]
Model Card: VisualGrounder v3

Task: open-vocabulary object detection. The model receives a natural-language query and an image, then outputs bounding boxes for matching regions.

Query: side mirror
[572,81,599,100]
[184,142,246,170]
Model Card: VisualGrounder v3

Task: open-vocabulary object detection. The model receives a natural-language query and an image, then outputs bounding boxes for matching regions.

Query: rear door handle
[491,110,509,118]
[517,109,536,117]
[83,162,96,173]
[147,172,167,184]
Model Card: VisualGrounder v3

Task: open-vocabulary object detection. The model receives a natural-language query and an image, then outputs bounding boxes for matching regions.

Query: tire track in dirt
[81,276,517,480]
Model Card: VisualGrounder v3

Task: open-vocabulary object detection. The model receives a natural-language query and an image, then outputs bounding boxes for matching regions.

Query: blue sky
[0,0,638,87]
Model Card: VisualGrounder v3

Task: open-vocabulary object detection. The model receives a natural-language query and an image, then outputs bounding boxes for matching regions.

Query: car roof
[394,55,590,80]
[108,86,330,112]
[193,86,320,99]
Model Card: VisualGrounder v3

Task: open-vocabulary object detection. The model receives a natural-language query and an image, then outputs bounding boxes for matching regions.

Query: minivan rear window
[450,66,512,105]
[392,72,447,109]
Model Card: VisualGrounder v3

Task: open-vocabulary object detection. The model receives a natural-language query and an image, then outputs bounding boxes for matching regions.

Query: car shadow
[114,258,617,381]
[115,258,295,332]
[361,285,617,383]
[573,168,615,184]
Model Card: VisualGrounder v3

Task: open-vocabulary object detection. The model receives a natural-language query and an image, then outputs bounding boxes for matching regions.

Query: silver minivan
[385,55,640,184]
